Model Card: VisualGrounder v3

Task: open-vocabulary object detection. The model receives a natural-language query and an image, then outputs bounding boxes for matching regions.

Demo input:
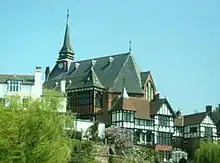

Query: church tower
[56,9,74,71]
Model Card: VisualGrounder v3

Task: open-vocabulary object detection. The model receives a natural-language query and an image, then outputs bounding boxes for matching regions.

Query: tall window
[205,127,212,137]
[146,82,153,101]
[190,127,197,133]
[7,80,21,92]
[78,91,91,105]
[95,92,103,108]
[157,132,172,145]
[158,115,170,126]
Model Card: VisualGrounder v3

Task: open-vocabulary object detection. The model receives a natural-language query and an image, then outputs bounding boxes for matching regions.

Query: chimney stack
[60,80,66,93]
[45,66,50,81]
[206,105,212,113]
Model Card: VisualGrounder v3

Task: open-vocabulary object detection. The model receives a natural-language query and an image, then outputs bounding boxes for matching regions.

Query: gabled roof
[0,74,34,85]
[140,71,150,87]
[150,98,176,116]
[45,53,144,94]
[183,111,217,126]
[183,112,207,125]
[140,71,156,89]
[111,97,151,120]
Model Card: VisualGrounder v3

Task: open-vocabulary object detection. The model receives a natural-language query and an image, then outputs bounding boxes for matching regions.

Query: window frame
[7,80,21,92]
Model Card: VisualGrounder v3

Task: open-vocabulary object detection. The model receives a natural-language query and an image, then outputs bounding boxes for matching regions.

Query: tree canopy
[0,95,74,163]
[194,140,220,163]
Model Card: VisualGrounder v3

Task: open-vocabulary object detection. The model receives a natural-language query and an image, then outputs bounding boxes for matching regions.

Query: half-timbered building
[173,105,218,159]
[43,11,177,160]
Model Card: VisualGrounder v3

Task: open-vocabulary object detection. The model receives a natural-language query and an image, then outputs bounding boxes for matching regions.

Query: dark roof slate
[183,112,207,125]
[183,111,217,125]
[140,71,150,87]
[0,74,34,85]
[45,53,144,94]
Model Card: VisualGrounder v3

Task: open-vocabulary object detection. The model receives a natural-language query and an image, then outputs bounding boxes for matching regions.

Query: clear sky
[0,0,220,114]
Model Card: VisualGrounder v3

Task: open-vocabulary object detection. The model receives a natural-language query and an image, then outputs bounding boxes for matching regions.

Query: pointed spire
[58,9,74,61]
[119,78,129,99]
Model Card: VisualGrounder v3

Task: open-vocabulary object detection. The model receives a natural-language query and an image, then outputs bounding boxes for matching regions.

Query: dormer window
[7,80,21,92]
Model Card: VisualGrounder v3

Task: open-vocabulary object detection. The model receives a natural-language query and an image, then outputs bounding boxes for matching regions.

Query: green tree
[0,93,74,163]
[194,140,220,163]
[69,140,95,163]
[213,104,220,121]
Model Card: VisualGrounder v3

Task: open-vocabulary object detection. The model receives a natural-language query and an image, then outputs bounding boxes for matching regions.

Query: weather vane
[66,9,70,25]
[129,40,132,53]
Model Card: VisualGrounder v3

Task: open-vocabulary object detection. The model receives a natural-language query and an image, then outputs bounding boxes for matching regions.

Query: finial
[66,9,70,25]
[123,78,126,87]
[129,40,132,53]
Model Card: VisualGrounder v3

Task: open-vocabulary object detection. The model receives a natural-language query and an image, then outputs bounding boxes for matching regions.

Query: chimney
[75,62,80,70]
[34,66,43,98]
[60,80,66,93]
[108,57,114,64]
[206,105,212,113]
[45,66,50,81]
[154,93,160,99]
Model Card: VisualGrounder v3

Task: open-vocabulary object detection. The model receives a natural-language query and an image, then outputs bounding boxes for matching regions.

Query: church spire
[58,9,74,61]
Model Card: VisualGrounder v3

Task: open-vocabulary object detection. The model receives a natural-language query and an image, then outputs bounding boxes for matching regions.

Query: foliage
[105,127,160,163]
[194,140,220,163]
[105,127,133,154]
[69,139,95,163]
[0,95,74,163]
[84,121,100,141]
[213,104,220,121]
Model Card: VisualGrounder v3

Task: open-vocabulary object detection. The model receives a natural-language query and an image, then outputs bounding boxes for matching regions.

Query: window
[190,127,197,133]
[146,132,151,142]
[158,115,170,126]
[112,112,116,122]
[157,132,172,145]
[95,92,103,108]
[176,127,183,133]
[7,80,21,92]
[123,111,133,121]
[205,127,212,137]
[78,91,91,105]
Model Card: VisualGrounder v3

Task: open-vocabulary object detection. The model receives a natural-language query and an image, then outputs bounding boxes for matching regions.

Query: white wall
[76,119,105,139]
[0,84,7,98]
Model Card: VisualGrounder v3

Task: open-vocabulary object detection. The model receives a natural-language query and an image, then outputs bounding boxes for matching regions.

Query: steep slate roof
[150,98,176,116]
[45,53,144,94]
[140,71,150,87]
[0,74,34,85]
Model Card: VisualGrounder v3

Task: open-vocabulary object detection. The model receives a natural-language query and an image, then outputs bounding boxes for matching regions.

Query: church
[43,10,218,161]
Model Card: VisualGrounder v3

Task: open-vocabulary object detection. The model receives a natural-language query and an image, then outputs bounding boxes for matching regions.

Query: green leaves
[0,96,73,163]
[194,140,220,163]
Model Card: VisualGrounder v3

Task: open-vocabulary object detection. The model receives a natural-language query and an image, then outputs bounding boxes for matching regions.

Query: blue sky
[0,0,220,114]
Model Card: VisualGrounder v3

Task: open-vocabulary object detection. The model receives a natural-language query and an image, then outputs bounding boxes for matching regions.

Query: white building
[0,66,42,101]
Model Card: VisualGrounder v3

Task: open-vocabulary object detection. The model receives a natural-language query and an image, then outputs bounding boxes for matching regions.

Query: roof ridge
[74,52,130,63]
[184,111,206,117]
